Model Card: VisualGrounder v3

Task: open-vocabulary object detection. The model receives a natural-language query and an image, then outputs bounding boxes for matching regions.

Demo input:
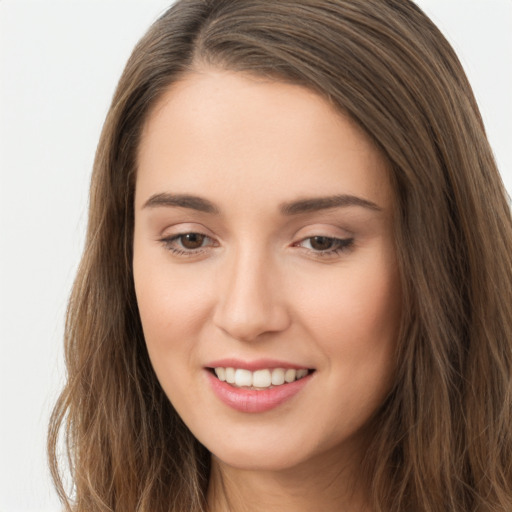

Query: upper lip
[205,358,313,372]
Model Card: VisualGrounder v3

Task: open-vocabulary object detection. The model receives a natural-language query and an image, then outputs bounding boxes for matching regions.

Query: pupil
[182,233,205,249]
[310,236,334,251]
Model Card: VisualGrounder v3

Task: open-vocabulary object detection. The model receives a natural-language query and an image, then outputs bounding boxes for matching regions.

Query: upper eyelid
[159,228,352,242]
[161,232,216,244]
[156,218,354,237]
[158,223,215,238]
[292,224,355,241]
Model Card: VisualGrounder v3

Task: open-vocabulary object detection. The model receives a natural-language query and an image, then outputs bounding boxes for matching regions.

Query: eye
[160,232,217,255]
[296,236,354,256]
[177,233,207,249]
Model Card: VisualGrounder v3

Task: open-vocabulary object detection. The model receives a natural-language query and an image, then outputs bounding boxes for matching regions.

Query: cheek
[133,248,212,361]
[304,258,400,424]
[293,249,401,400]
[298,261,399,343]
[133,262,212,411]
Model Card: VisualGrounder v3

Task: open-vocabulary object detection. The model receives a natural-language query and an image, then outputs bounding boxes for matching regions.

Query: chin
[203,425,350,474]
[211,446,307,473]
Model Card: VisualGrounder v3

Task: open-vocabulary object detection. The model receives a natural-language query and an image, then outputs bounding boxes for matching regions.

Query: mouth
[207,367,314,390]
[205,361,316,413]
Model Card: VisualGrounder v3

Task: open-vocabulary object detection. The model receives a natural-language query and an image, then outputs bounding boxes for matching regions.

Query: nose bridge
[213,242,289,341]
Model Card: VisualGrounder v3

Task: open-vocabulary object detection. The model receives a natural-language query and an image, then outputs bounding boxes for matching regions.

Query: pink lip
[206,358,310,371]
[205,368,314,413]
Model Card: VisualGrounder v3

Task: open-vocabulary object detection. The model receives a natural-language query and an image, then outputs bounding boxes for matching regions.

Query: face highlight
[133,69,401,474]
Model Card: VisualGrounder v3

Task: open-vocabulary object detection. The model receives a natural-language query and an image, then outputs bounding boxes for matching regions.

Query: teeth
[284,369,296,383]
[225,367,235,384]
[235,369,252,387]
[215,367,226,381]
[271,368,285,385]
[296,368,308,379]
[253,369,271,388]
[213,367,310,389]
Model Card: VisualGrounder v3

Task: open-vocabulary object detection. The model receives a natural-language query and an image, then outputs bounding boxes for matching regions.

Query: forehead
[135,69,392,213]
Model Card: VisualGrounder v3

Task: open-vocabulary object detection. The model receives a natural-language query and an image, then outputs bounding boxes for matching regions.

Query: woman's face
[133,70,401,472]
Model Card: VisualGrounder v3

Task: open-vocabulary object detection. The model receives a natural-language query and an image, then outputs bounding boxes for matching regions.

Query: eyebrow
[142,192,381,215]
[142,193,220,214]
[279,194,382,215]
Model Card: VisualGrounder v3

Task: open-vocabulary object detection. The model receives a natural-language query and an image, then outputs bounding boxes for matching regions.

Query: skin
[133,69,401,512]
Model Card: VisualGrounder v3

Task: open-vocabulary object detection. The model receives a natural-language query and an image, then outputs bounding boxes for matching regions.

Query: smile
[206,363,315,413]
[213,367,310,389]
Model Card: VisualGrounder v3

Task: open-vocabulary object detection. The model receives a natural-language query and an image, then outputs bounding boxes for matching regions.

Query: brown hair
[48,1,512,510]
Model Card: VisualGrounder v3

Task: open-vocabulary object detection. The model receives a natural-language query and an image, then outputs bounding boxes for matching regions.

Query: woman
[48,1,512,511]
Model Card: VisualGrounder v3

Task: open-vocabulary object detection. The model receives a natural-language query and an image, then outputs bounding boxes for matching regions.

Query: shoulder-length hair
[48,1,512,510]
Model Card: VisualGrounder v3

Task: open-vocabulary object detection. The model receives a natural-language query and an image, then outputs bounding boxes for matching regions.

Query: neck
[206,447,371,512]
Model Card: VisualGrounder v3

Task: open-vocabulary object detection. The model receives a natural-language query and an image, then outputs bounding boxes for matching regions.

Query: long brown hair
[48,1,512,510]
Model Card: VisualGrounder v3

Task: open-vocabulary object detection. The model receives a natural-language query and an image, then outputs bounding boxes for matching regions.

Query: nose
[212,248,291,342]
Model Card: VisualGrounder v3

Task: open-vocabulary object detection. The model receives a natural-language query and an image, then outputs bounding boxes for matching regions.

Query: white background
[0,1,511,510]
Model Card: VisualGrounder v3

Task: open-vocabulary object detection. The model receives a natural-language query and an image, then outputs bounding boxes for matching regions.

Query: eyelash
[159,233,216,256]
[159,233,355,258]
[295,236,355,257]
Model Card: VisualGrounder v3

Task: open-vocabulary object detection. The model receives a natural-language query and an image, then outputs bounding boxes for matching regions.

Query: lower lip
[206,370,313,413]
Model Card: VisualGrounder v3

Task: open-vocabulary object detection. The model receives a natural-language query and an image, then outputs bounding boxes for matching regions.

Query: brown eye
[160,232,217,255]
[180,233,206,249]
[309,236,335,251]
[296,235,354,256]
